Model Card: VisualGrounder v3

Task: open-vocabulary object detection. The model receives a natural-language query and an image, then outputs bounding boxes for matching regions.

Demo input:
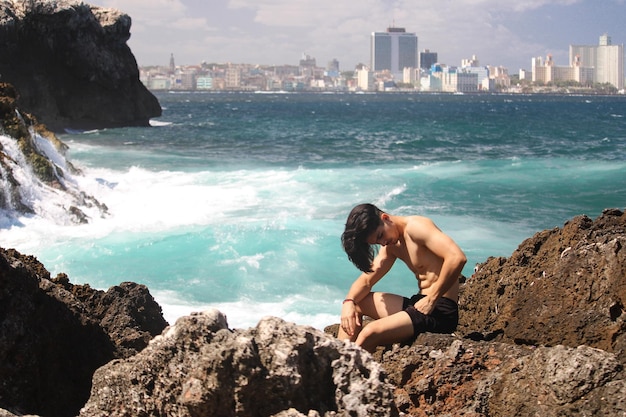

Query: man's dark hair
[341,203,384,273]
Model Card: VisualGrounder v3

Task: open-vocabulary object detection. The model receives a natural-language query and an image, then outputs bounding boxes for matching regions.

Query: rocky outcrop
[1,209,625,416]
[0,247,167,417]
[331,208,626,416]
[457,208,626,362]
[0,0,161,132]
[80,310,397,417]
[377,333,625,416]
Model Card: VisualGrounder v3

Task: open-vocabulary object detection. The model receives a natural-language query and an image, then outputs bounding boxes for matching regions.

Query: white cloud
[98,0,187,23]
[90,0,623,71]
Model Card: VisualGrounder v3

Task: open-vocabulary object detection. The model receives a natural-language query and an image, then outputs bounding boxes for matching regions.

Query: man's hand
[340,301,361,337]
[414,294,437,315]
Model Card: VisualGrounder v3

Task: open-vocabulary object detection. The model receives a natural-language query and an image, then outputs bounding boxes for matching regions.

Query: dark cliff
[0,0,161,132]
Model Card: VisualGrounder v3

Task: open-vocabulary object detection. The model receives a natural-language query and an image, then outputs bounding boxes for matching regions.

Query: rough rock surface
[0,247,167,417]
[377,333,625,416]
[0,0,161,131]
[80,310,398,417]
[457,208,626,362]
[327,208,626,416]
[1,209,625,416]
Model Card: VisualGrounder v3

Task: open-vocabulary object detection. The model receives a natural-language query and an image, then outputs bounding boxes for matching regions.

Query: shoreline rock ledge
[1,209,625,417]
[0,0,161,132]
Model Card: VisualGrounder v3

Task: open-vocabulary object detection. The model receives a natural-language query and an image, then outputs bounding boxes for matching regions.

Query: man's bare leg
[355,311,414,352]
[337,292,413,352]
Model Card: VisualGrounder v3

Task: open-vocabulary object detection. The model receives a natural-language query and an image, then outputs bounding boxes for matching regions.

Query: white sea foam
[154,289,340,331]
[149,119,172,126]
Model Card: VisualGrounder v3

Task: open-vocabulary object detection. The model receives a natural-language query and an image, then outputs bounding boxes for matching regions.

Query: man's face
[366,215,398,247]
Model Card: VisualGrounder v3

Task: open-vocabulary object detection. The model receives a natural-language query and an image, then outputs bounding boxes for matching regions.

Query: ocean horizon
[1,91,625,330]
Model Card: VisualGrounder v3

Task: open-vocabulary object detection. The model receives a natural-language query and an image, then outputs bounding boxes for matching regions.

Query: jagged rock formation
[377,333,625,416]
[331,208,626,416]
[458,208,626,362]
[0,209,625,416]
[80,310,398,417]
[0,0,161,132]
[0,247,167,417]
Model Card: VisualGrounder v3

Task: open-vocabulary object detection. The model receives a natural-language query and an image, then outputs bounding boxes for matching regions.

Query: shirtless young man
[337,203,467,352]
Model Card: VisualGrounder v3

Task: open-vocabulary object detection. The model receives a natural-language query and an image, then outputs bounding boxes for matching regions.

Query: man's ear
[381,213,391,223]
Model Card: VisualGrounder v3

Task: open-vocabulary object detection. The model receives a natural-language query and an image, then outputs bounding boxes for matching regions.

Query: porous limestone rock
[378,333,626,417]
[80,310,398,417]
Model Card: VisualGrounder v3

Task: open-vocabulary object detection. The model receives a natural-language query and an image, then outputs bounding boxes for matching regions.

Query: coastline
[1,208,625,416]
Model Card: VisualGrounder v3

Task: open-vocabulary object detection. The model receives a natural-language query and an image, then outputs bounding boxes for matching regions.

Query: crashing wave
[0,83,108,225]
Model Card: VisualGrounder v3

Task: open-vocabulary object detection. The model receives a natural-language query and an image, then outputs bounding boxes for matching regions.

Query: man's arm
[408,217,466,314]
[340,247,397,337]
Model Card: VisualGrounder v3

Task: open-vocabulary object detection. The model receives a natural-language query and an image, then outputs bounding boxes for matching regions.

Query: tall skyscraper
[420,49,438,70]
[371,27,418,78]
[570,34,624,90]
[169,53,175,74]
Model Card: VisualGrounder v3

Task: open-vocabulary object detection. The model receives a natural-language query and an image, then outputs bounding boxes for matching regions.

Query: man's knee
[355,321,382,345]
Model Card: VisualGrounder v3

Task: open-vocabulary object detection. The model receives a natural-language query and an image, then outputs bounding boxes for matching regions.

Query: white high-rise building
[570,34,624,90]
[371,27,418,79]
[356,67,375,91]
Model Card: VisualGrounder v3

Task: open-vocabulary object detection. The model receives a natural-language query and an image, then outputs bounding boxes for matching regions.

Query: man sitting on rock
[337,203,467,352]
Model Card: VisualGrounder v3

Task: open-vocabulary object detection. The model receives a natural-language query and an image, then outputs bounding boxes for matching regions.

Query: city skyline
[96,0,626,72]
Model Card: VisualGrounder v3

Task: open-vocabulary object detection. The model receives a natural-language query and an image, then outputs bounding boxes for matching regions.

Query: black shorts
[402,293,459,338]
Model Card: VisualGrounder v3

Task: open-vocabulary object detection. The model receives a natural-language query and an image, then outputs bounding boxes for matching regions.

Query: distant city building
[532,54,594,86]
[171,71,196,90]
[461,55,491,91]
[371,27,418,79]
[136,32,624,94]
[326,58,340,77]
[488,65,511,88]
[570,34,624,89]
[299,53,316,77]
[519,68,531,81]
[420,74,441,91]
[169,53,175,74]
[327,58,339,72]
[196,76,213,90]
[356,67,375,91]
[441,67,478,93]
[461,54,480,68]
[419,49,437,70]
[148,75,171,90]
[225,66,241,88]
[423,64,445,92]
[403,67,419,86]
[299,53,316,67]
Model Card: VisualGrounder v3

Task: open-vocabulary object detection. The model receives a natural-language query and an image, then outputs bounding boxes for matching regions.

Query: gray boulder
[80,310,398,417]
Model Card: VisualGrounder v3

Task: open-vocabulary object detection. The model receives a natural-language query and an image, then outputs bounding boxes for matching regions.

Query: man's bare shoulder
[403,215,440,240]
[404,215,437,229]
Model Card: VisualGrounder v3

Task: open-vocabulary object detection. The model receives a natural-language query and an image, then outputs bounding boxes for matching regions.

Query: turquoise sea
[1,92,625,329]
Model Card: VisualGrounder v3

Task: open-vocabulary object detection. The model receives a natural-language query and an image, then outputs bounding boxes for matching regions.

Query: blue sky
[97,0,625,72]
